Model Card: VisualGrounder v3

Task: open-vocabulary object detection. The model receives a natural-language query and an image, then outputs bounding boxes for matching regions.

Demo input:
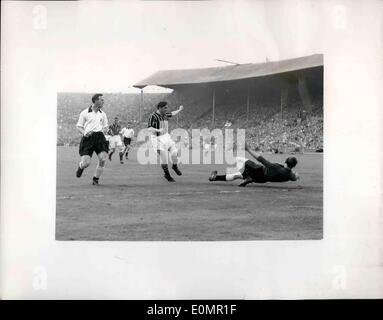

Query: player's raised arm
[245,142,272,167]
[245,141,261,158]
[170,105,184,116]
[255,155,273,167]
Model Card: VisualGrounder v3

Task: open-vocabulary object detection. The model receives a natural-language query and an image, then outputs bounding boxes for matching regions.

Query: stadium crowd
[57,92,170,145]
[245,109,323,152]
[57,91,323,152]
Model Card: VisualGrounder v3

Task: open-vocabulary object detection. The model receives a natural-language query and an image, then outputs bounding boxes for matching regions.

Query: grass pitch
[56,147,322,241]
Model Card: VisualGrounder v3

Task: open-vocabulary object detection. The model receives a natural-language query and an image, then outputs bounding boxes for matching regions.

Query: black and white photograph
[55,3,323,241]
[1,0,382,299]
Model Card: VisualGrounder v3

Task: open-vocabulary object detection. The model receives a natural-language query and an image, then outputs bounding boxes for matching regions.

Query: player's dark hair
[157,101,168,109]
[92,93,103,103]
[285,157,298,168]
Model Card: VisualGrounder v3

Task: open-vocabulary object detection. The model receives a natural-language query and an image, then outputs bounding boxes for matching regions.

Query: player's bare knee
[157,150,168,163]
[82,162,90,168]
[170,148,178,158]
[99,159,106,167]
[82,158,91,168]
[99,153,108,164]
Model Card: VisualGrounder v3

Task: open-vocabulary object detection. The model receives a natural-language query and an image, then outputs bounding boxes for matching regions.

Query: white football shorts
[150,133,176,152]
[235,157,248,174]
[109,135,123,148]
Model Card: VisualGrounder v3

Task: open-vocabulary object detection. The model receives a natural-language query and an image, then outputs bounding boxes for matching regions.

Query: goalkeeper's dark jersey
[244,156,297,183]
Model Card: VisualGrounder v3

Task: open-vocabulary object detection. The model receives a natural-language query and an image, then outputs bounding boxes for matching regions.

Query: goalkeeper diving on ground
[209,142,300,187]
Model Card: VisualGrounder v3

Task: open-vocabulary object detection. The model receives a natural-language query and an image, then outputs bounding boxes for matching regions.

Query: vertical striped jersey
[108,123,121,136]
[147,111,172,136]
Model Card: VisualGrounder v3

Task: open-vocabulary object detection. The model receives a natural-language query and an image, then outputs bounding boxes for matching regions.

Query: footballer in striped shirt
[147,101,184,182]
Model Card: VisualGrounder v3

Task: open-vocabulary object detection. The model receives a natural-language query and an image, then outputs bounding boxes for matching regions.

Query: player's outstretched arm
[245,142,273,167]
[245,142,261,159]
[171,105,184,116]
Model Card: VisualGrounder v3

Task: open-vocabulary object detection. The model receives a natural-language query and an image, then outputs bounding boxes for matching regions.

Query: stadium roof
[134,54,323,89]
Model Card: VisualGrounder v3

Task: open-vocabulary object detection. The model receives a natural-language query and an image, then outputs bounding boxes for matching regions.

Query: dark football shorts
[79,131,109,156]
[123,137,132,146]
[242,160,266,182]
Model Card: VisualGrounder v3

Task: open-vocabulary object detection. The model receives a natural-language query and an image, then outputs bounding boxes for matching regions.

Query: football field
[56,146,323,241]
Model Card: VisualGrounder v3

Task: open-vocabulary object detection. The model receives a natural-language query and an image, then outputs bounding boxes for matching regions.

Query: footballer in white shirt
[75,93,109,185]
[120,125,134,159]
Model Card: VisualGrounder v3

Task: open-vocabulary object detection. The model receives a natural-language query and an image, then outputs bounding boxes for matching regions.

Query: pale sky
[3,0,324,92]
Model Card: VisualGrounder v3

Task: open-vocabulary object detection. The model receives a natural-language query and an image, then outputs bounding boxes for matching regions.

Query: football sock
[94,164,104,178]
[170,152,178,165]
[171,164,182,176]
[215,175,227,181]
[161,164,170,174]
[119,152,123,161]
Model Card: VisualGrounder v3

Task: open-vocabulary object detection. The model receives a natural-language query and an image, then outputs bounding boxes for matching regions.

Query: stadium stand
[57,54,323,152]
[58,91,322,152]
